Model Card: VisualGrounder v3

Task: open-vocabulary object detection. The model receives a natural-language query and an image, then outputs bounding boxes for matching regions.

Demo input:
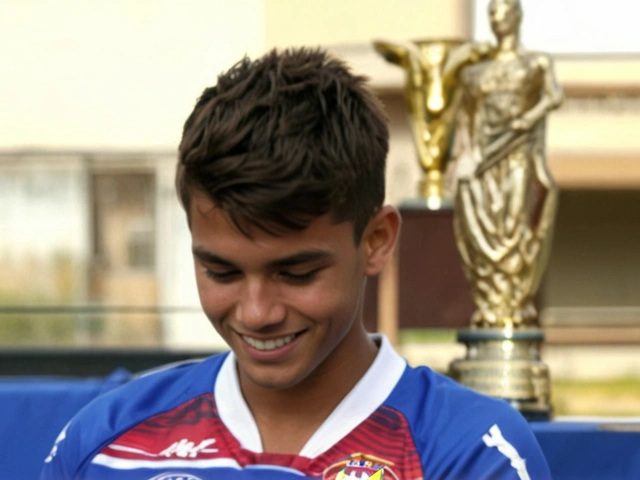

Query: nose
[235,277,286,330]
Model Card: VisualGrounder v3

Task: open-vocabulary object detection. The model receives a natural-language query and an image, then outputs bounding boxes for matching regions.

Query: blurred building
[267,0,640,344]
[1,0,640,350]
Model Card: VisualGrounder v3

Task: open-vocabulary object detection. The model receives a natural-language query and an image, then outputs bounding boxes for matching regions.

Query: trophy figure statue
[374,39,489,209]
[448,0,563,420]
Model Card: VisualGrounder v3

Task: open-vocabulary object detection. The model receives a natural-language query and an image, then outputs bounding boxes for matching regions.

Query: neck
[239,324,378,453]
[496,32,520,58]
[242,324,378,418]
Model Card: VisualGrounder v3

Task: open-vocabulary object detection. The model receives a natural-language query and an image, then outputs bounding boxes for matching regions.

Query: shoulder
[385,364,511,427]
[386,365,552,479]
[40,353,229,478]
[526,51,554,70]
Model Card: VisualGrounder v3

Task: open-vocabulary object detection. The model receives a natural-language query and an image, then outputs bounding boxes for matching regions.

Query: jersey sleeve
[422,390,552,479]
[39,355,225,479]
[434,409,553,479]
[390,367,553,480]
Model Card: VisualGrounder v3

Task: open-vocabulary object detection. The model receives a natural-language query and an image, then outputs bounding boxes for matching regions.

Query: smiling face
[189,193,395,392]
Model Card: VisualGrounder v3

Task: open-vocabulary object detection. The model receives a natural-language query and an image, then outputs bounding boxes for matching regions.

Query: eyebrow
[191,247,333,269]
[192,247,235,267]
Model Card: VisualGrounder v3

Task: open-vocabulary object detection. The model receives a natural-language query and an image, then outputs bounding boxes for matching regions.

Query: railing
[0,305,225,375]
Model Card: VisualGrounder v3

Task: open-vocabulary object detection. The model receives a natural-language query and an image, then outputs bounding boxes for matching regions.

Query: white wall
[0,158,87,259]
[0,0,265,149]
[266,0,472,48]
[474,0,640,54]
[155,156,227,349]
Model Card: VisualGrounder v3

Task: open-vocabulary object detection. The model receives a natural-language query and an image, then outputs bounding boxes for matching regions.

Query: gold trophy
[448,0,563,420]
[373,39,488,209]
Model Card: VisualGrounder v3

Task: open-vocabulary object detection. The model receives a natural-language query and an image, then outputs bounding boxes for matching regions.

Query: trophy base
[400,196,453,211]
[399,176,453,211]
[448,327,552,421]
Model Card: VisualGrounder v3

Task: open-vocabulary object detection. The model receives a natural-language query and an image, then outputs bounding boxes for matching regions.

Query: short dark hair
[176,47,389,243]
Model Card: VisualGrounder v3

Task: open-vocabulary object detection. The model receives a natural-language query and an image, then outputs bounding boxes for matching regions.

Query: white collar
[214,334,407,457]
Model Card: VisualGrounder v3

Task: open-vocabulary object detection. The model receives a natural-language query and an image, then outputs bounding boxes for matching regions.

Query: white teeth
[243,334,296,351]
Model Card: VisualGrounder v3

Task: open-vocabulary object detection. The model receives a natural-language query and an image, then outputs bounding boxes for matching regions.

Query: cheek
[196,277,234,325]
[287,280,360,323]
[306,264,364,319]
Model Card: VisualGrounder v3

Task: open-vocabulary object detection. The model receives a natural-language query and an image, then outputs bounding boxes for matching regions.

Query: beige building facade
[2,0,639,349]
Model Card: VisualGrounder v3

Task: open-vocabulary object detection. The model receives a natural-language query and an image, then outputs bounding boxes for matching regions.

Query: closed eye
[204,269,240,282]
[279,268,321,284]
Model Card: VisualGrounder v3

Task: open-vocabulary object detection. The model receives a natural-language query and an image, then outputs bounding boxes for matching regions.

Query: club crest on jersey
[323,453,399,480]
[148,473,205,480]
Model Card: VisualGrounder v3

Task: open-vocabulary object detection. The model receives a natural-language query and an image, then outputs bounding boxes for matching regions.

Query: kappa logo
[108,437,218,459]
[159,438,218,458]
[148,474,205,480]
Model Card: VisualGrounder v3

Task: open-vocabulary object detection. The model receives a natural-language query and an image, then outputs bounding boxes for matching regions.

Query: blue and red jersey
[41,336,551,479]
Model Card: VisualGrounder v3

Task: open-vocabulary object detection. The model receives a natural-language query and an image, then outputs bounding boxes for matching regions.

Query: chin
[242,362,307,391]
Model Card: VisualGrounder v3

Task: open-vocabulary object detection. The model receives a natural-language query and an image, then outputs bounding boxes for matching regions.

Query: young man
[41,48,551,479]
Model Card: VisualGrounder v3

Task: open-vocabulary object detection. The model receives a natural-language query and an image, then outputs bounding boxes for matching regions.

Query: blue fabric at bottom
[531,420,640,480]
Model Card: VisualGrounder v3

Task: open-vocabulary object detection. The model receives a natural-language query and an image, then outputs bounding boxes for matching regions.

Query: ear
[361,205,401,276]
